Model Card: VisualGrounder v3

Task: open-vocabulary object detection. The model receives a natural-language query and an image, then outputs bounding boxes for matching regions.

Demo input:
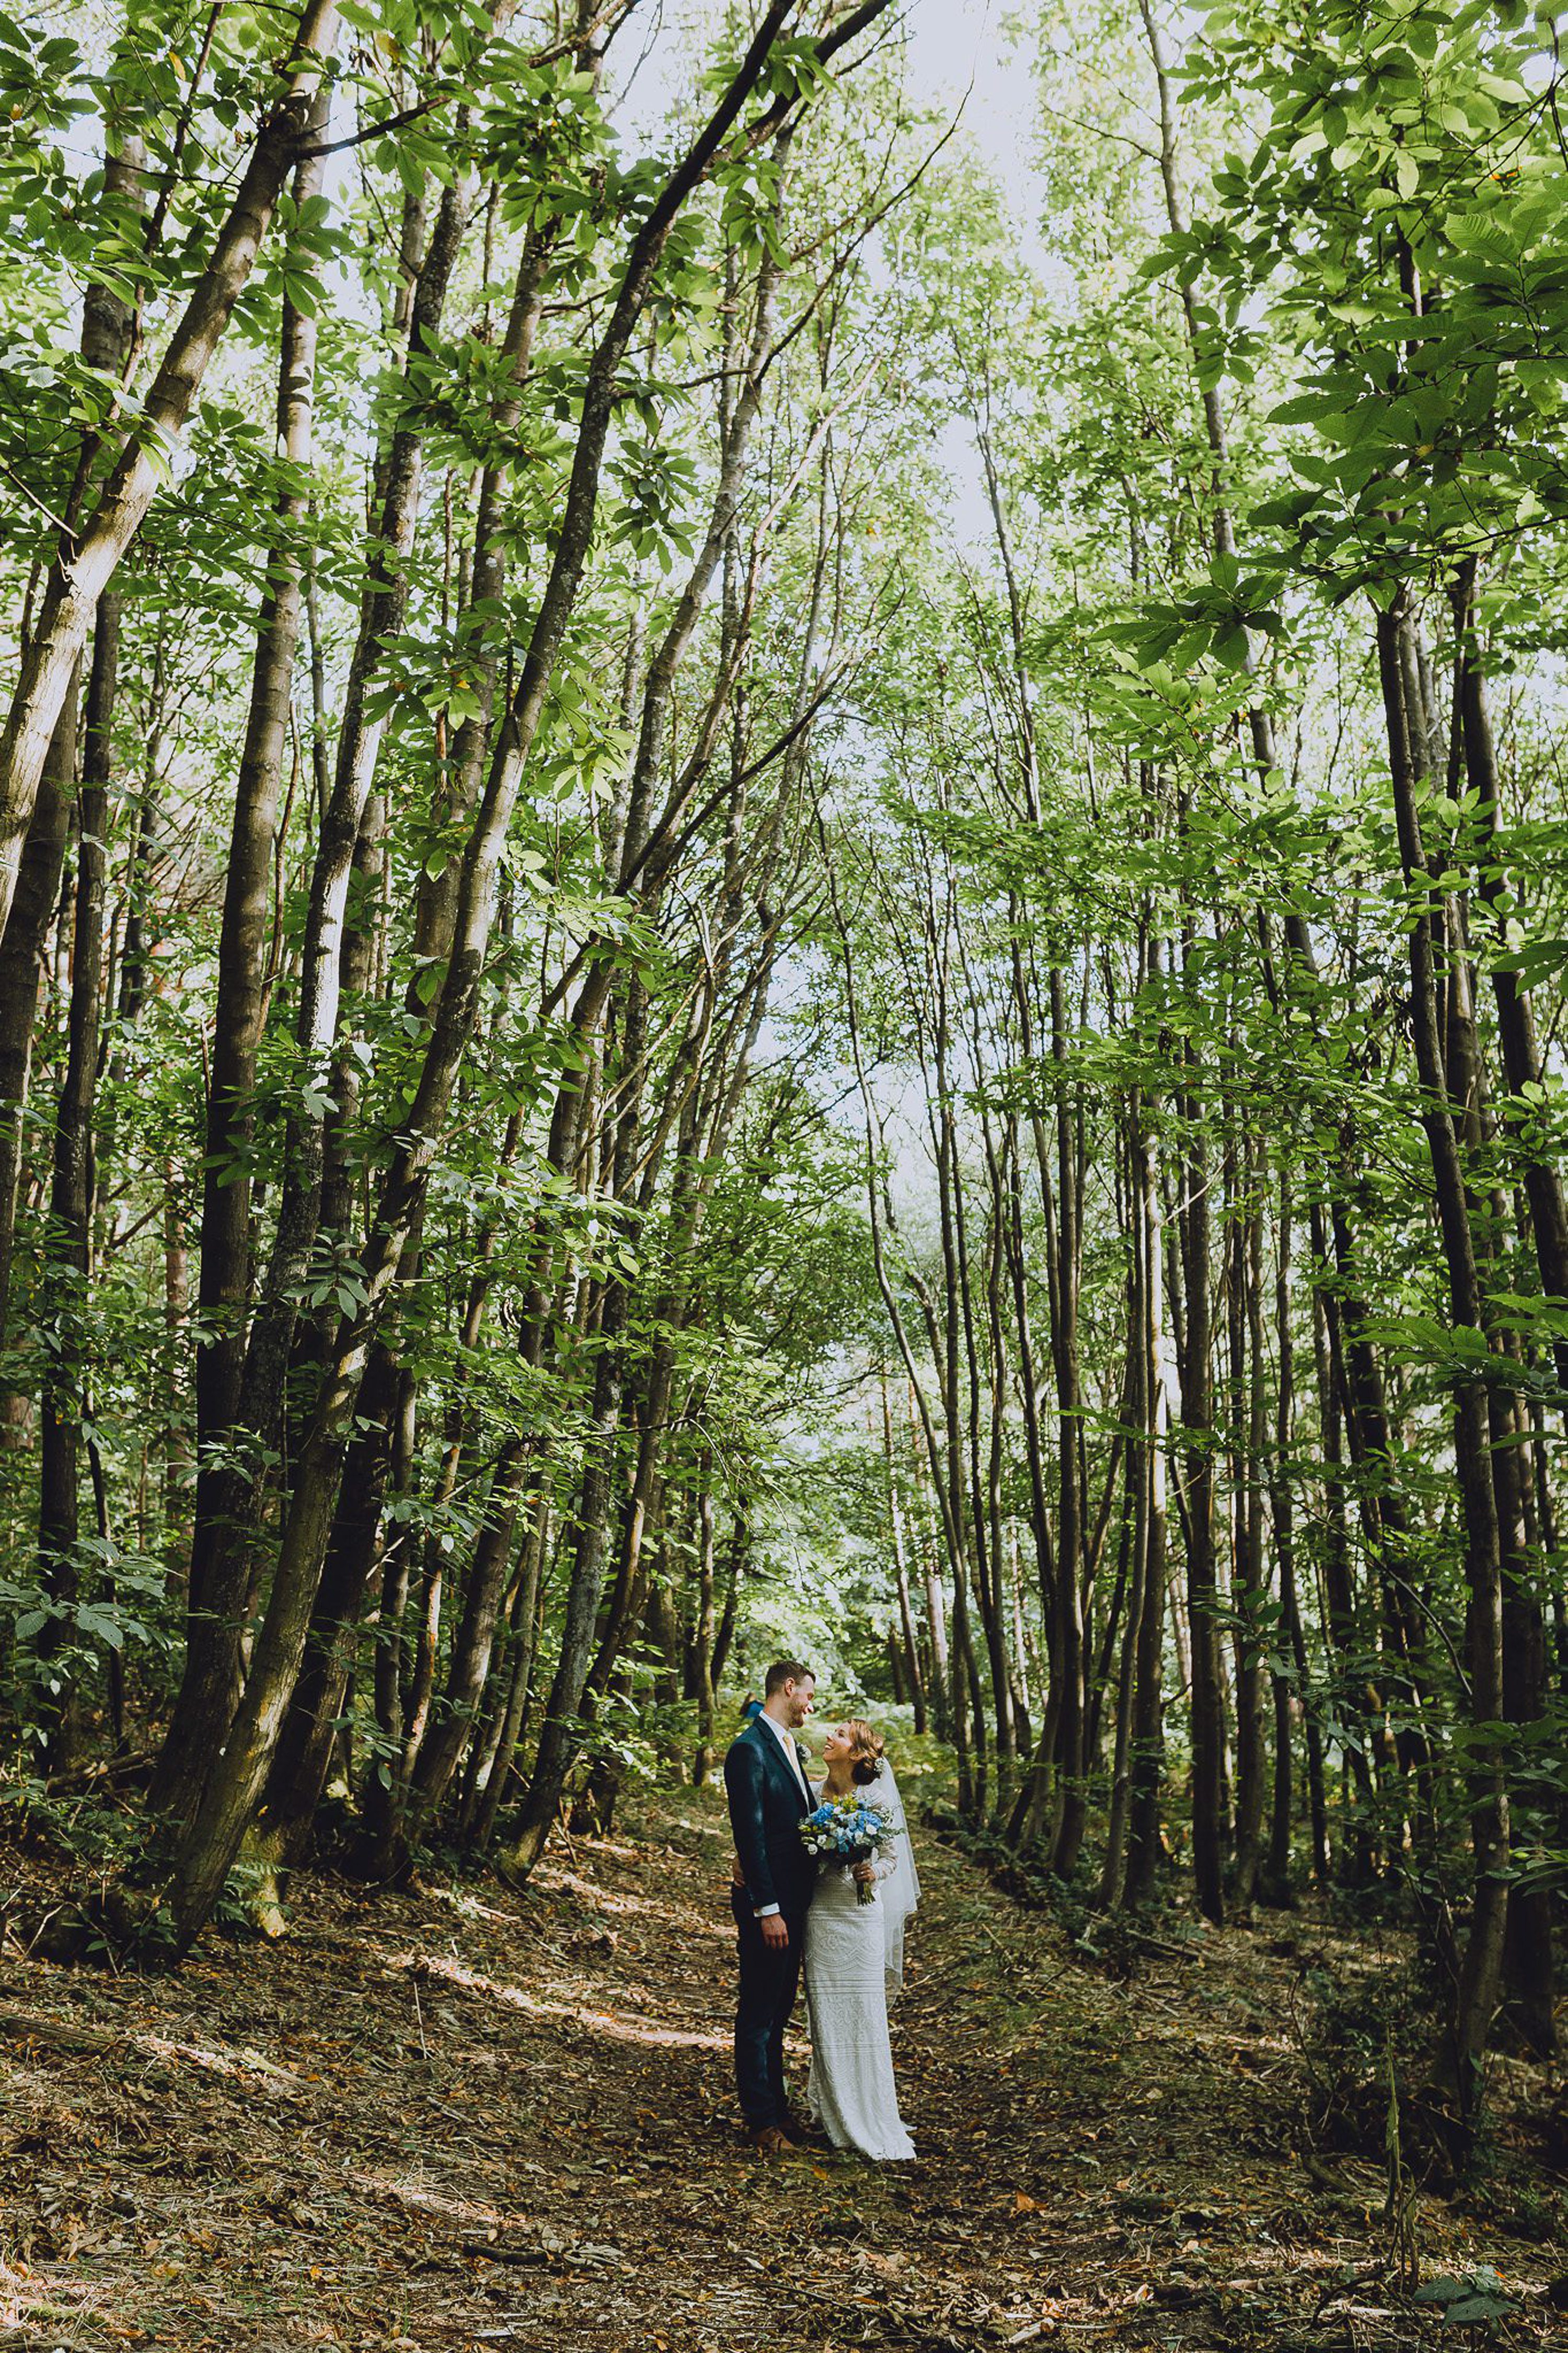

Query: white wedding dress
[803,1763,918,2162]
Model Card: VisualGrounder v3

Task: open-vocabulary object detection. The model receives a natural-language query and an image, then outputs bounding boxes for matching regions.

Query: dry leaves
[0,1792,1559,2350]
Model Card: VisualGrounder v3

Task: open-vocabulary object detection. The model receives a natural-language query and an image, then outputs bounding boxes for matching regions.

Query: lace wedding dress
[803,1764,918,2162]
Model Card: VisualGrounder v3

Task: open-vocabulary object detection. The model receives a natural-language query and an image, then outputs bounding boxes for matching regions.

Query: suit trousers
[732,1889,806,2128]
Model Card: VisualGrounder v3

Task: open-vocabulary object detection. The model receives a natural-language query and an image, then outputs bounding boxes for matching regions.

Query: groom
[724,1658,817,2154]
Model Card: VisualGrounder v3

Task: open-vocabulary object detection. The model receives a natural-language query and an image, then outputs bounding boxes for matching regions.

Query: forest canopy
[0,0,1566,2160]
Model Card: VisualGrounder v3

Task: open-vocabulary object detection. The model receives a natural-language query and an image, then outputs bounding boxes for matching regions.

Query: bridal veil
[874,1759,920,1996]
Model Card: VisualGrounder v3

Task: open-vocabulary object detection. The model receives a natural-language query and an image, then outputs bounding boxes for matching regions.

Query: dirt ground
[1,1780,1562,2350]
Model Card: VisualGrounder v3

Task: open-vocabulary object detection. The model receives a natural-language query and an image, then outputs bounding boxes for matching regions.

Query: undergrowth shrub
[1292,1944,1467,2188]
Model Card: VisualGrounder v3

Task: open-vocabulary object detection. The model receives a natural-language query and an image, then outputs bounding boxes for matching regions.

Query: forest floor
[1,1780,1563,2352]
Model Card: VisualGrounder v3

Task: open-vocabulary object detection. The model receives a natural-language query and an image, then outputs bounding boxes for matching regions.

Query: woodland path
[1,1787,1558,2352]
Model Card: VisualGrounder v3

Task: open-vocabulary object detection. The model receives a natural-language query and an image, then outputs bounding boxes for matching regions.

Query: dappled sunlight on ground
[1,2254,106,2343]
[345,2170,510,2232]
[0,1787,1559,2350]
[531,1859,732,1942]
[390,1946,731,2052]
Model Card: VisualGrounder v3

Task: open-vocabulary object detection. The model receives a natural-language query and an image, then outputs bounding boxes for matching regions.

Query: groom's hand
[759,1913,790,1951]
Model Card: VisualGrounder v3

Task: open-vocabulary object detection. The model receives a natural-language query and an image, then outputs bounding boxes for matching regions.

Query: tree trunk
[1376,597,1508,2113]
[1123,1073,1168,1909]
[154,161,472,1816]
[691,1468,719,1783]
[503,1283,629,1879]
[1177,917,1225,1925]
[163,4,829,1943]
[1267,1181,1327,1895]
[169,105,331,1798]
[881,1369,927,1735]
[1227,1147,1266,1912]
[469,1494,550,1854]
[33,124,149,1759]
[1451,567,1568,1391]
[251,1351,412,1879]
[0,754,71,1359]
[34,651,102,1768]
[0,5,340,934]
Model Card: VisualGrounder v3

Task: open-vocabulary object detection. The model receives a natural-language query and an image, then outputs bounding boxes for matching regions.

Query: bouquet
[800,1793,895,1904]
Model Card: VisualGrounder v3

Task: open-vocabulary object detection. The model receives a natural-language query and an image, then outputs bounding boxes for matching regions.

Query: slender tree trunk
[504,1283,629,1878]
[691,1464,719,1782]
[469,1496,549,1853]
[154,158,471,1814]
[1101,1119,1149,1909]
[0,6,340,932]
[1227,1148,1267,1911]
[250,1350,412,1882]
[34,646,106,1767]
[169,107,330,1794]
[0,129,147,1367]
[1177,915,1225,1924]
[33,128,148,1758]
[1267,1181,1326,1894]
[0,754,71,1359]
[881,1368,927,1734]
[1447,572,1559,2053]
[1044,965,1088,1871]
[710,1507,745,1700]
[162,1179,192,1580]
[1377,597,1508,2110]
[1308,1206,1374,1879]
[1451,566,1568,1392]
[1123,1073,1168,1908]
[162,0,894,1948]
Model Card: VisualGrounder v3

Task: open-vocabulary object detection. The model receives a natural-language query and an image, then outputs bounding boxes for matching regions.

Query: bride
[803,1718,918,2162]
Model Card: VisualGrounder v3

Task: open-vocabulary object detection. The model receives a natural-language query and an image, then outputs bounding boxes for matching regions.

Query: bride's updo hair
[843,1719,886,1786]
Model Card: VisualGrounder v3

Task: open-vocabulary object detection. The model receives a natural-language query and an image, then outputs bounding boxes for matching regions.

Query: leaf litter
[0,1791,1561,2350]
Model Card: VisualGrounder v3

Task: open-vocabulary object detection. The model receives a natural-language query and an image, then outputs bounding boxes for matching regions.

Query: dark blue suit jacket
[725,1718,816,1919]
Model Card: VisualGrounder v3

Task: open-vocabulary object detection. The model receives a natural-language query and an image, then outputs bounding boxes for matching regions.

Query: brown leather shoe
[778,2111,827,2149]
[746,2125,788,2156]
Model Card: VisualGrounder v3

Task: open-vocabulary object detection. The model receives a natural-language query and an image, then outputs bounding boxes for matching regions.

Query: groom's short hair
[764,1658,813,1696]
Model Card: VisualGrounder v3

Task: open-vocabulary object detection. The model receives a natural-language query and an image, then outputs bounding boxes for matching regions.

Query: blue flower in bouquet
[800,1792,895,1903]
